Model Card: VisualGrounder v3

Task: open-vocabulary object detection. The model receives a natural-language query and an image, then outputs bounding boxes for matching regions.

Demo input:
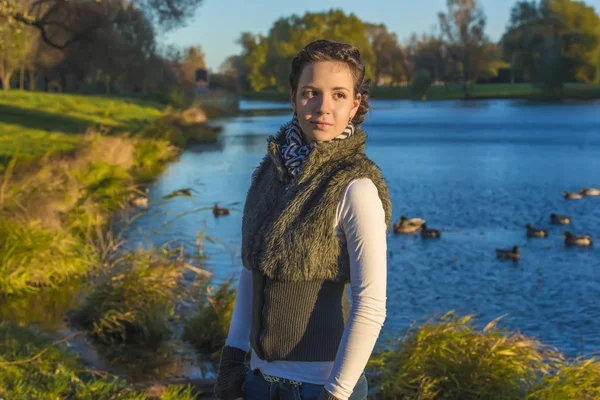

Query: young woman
[214,39,392,400]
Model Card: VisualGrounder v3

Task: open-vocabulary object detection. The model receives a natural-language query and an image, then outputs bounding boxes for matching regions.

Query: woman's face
[291,61,361,143]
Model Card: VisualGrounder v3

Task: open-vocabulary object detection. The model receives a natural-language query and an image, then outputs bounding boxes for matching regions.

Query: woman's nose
[314,94,332,114]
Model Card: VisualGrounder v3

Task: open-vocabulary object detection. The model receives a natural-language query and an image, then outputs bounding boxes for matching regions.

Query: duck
[526,224,548,238]
[550,213,571,225]
[496,246,520,262]
[420,224,441,238]
[564,191,583,200]
[393,216,425,234]
[580,187,600,196]
[213,204,230,217]
[563,232,593,247]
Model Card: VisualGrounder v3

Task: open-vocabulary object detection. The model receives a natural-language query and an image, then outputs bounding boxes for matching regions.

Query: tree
[179,45,206,91]
[438,0,501,92]
[240,33,274,92]
[406,33,450,84]
[0,0,204,50]
[502,0,600,91]
[364,23,409,85]
[256,10,376,92]
[212,54,244,92]
[0,16,35,91]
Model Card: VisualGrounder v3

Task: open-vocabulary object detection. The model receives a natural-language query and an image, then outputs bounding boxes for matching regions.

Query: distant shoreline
[242,83,600,103]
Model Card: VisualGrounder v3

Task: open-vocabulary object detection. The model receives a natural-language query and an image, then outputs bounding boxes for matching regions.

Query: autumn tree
[406,33,450,84]
[503,0,600,90]
[364,23,410,85]
[438,0,503,93]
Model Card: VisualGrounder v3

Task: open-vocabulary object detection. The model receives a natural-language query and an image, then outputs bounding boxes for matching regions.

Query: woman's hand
[214,346,248,400]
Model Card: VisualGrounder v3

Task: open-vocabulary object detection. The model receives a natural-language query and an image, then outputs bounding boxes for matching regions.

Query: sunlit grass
[0,322,199,399]
[0,219,98,296]
[0,91,165,172]
[183,278,237,359]
[527,358,600,400]
[0,91,164,131]
[68,245,196,349]
[368,312,562,399]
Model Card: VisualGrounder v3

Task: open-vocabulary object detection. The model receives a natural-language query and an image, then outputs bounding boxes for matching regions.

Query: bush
[183,278,236,358]
[528,358,600,400]
[193,90,240,118]
[68,246,189,349]
[137,114,220,149]
[410,69,433,99]
[0,321,131,399]
[0,322,198,399]
[131,138,179,183]
[369,312,560,399]
[0,220,97,296]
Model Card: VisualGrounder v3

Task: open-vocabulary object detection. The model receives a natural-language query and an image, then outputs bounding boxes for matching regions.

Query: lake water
[126,99,600,357]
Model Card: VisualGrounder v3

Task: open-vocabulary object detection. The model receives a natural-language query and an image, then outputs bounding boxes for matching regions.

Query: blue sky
[163,0,600,71]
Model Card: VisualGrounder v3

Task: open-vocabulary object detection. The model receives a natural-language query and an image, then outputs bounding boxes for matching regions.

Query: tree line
[219,0,600,94]
[0,0,207,96]
[1,0,599,96]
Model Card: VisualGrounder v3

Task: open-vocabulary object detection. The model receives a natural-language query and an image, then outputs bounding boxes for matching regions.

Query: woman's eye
[304,90,315,97]
[335,93,346,99]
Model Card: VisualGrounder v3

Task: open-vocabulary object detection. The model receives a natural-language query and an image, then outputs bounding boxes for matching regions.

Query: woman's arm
[322,178,388,400]
[215,268,253,400]
[225,267,253,351]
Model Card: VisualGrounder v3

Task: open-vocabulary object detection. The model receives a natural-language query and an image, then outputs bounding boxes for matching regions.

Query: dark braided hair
[289,39,371,125]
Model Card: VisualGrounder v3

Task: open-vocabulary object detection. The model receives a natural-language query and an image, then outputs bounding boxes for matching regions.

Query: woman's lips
[312,122,332,129]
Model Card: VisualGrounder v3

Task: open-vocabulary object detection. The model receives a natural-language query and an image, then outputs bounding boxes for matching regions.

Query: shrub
[527,358,600,400]
[183,278,236,358]
[0,322,198,399]
[410,69,433,99]
[68,246,188,349]
[369,312,560,399]
[0,220,97,296]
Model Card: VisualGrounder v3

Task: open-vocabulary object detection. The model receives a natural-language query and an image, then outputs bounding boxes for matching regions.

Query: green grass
[0,91,166,172]
[0,91,165,131]
[68,245,193,349]
[367,311,600,400]
[183,278,236,360]
[0,219,98,296]
[528,358,600,399]
[242,83,600,102]
[0,321,199,399]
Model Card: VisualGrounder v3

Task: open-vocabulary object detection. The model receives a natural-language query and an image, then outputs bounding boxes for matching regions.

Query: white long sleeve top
[225,178,388,400]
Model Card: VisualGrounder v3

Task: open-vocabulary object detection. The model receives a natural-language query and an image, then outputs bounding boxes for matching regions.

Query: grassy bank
[242,83,600,102]
[0,92,166,171]
[0,322,202,399]
[0,88,229,295]
[0,90,234,397]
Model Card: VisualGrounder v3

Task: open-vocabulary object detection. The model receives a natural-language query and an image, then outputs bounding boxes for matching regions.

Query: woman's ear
[290,90,296,113]
[351,93,361,119]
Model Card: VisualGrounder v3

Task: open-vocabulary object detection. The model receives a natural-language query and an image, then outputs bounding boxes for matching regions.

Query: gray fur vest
[242,124,392,282]
[240,122,392,361]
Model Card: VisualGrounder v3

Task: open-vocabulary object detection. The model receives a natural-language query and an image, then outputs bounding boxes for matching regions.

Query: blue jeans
[243,368,368,400]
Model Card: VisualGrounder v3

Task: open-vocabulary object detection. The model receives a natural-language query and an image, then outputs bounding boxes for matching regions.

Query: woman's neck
[302,134,316,145]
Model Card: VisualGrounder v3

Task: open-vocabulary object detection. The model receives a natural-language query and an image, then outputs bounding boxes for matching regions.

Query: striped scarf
[281,114,354,179]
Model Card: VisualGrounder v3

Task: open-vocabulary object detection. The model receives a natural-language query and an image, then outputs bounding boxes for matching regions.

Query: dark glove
[318,388,343,400]
[214,345,249,400]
